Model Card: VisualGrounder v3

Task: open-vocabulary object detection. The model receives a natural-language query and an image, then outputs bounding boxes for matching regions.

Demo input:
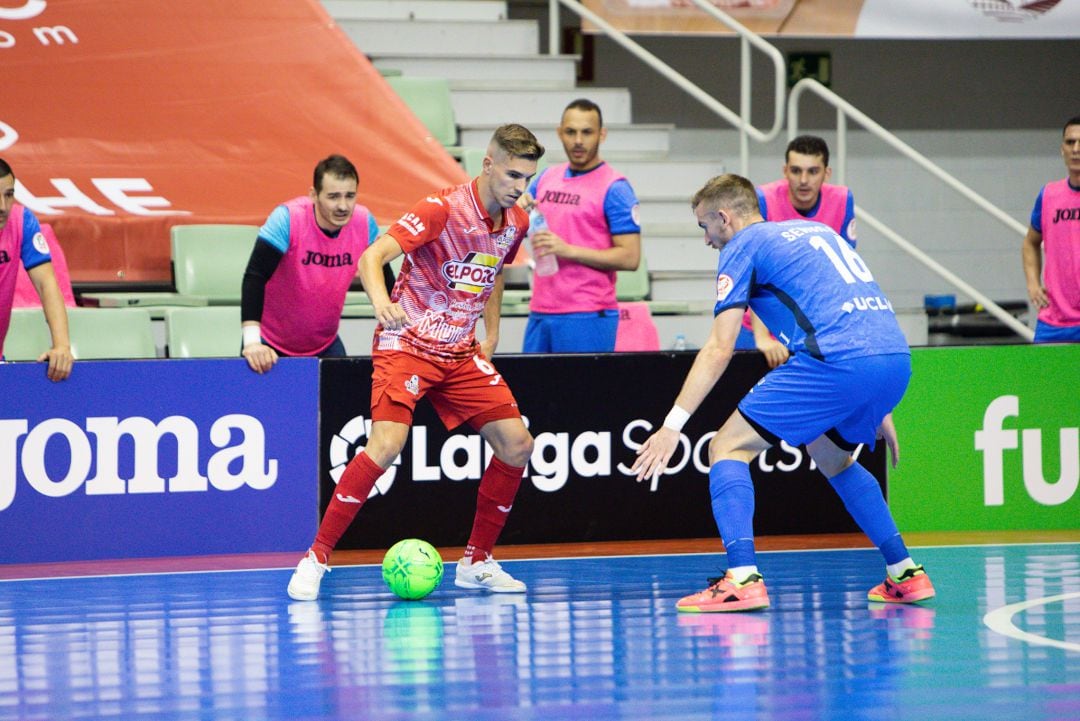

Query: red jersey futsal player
[288,125,545,600]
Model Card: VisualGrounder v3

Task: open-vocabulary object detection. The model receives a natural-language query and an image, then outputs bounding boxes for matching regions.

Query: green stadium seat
[66,308,157,359]
[616,261,650,302]
[80,223,258,311]
[386,76,460,154]
[616,258,690,315]
[171,224,259,304]
[164,306,242,358]
[3,308,53,361]
[461,146,487,177]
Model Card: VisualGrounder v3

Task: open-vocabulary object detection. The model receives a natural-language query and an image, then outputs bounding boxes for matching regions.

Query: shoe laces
[467,556,516,581]
[304,550,330,576]
[893,565,925,583]
[707,571,762,588]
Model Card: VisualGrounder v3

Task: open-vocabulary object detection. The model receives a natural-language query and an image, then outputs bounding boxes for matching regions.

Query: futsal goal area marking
[983,591,1080,653]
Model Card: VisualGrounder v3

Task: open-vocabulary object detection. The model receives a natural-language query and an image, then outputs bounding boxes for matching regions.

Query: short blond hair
[691,174,759,218]
[490,124,545,162]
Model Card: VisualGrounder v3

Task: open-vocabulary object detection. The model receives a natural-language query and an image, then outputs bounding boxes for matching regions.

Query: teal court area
[1,543,1077,720]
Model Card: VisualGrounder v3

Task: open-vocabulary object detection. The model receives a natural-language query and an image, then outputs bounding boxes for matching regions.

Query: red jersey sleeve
[387,193,451,253]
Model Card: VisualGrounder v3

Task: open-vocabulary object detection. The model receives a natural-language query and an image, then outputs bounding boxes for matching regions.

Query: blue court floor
[1,543,1077,721]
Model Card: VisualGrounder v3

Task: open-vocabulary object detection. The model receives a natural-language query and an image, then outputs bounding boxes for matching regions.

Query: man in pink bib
[520,99,642,353]
[745,135,856,366]
[0,158,73,381]
[1022,115,1080,343]
[241,155,380,372]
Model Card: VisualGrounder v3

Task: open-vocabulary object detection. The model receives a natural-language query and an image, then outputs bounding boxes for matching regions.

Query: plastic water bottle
[528,208,558,277]
[672,333,688,351]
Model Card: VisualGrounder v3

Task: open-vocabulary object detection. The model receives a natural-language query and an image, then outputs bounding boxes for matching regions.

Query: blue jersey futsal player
[631,174,934,612]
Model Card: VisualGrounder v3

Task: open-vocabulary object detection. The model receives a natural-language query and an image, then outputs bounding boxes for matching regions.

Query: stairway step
[450,87,632,125]
[602,158,725,197]
[640,232,717,274]
[460,123,675,157]
[372,54,579,89]
[322,0,507,21]
[638,197,697,223]
[338,18,537,56]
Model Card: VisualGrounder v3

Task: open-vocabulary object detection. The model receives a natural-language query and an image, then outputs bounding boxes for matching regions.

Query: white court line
[983,591,1080,653]
[3,540,1077,583]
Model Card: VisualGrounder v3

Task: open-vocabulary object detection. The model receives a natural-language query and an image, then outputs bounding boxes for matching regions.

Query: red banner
[0,0,467,282]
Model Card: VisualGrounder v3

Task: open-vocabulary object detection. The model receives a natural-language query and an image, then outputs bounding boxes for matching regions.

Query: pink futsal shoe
[867,565,935,604]
[676,572,770,613]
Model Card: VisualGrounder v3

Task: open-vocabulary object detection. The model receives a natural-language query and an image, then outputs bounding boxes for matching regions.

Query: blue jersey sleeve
[840,189,856,248]
[713,245,753,316]
[367,212,380,244]
[258,204,291,253]
[604,178,641,235]
[756,188,768,218]
[19,209,51,271]
[1030,188,1044,233]
[527,168,549,200]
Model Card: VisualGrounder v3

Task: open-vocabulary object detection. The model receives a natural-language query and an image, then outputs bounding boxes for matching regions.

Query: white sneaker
[454,556,526,593]
[287,550,330,601]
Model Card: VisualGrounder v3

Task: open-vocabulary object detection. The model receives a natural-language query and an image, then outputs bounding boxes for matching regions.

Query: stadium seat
[616,260,650,302]
[171,224,259,304]
[386,76,460,153]
[164,306,242,358]
[461,146,487,177]
[3,308,53,361]
[616,259,690,315]
[67,307,157,359]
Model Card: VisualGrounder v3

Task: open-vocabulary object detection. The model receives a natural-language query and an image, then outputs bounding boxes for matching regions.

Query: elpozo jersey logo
[442,252,498,293]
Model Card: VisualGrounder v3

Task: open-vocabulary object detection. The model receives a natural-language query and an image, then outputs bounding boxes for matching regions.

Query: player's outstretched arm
[631,308,742,481]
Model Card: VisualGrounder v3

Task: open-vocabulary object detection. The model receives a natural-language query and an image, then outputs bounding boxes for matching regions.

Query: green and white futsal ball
[382,538,444,600]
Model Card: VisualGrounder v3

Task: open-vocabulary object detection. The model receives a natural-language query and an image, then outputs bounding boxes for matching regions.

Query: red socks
[311,452,384,563]
[465,456,524,561]
[311,453,523,565]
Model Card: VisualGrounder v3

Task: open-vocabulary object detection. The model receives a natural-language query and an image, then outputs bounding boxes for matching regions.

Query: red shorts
[371,350,522,430]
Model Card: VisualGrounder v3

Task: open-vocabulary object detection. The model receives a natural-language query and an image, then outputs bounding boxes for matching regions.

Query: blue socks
[709,459,910,568]
[828,463,909,565]
[709,460,757,568]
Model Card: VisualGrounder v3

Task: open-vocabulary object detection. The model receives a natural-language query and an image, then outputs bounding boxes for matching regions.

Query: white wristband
[242,325,262,347]
[662,405,691,432]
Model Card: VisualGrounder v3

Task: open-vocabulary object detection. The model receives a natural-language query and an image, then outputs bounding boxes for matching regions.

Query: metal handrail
[789,79,1027,235]
[547,0,785,175]
[788,78,1033,341]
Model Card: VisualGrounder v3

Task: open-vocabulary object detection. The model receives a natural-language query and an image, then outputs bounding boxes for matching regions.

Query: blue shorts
[738,352,911,450]
[523,310,619,353]
[1034,320,1080,343]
